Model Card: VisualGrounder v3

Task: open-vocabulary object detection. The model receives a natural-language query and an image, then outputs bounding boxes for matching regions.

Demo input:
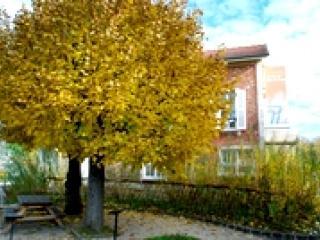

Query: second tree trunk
[84,157,105,231]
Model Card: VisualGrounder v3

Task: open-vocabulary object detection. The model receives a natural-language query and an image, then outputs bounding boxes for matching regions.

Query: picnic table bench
[15,195,62,225]
[1,195,63,240]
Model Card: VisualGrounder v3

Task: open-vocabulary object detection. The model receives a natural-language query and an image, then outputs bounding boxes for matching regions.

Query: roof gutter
[226,55,269,63]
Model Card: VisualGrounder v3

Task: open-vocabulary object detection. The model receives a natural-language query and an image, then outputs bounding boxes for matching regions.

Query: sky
[1,0,320,140]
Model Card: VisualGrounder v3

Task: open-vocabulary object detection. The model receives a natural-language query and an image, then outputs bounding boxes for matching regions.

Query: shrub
[146,234,199,240]
[3,144,59,201]
[105,142,320,233]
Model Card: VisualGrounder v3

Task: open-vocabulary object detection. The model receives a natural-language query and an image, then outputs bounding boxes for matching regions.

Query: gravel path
[0,223,73,240]
[0,211,266,240]
[105,210,265,240]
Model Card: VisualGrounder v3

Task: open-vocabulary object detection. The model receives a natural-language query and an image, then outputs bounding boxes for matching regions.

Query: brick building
[206,45,268,147]
[203,45,269,176]
[140,44,296,179]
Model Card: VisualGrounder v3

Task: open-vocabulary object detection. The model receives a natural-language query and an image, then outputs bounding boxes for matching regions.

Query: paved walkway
[1,210,266,240]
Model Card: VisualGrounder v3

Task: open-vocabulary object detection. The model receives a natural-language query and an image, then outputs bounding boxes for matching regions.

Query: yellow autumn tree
[0,6,85,214]
[0,0,232,230]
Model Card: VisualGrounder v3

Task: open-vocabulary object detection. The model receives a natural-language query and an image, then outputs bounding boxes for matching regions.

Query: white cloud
[0,0,31,18]
[265,0,320,19]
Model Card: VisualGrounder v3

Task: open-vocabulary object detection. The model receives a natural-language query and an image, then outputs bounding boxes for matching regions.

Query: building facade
[263,66,296,144]
[139,44,297,180]
[207,44,269,177]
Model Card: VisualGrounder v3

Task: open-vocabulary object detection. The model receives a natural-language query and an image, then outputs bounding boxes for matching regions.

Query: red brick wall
[213,61,260,147]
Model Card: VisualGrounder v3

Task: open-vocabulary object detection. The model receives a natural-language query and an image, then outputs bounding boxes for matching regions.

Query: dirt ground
[0,210,265,240]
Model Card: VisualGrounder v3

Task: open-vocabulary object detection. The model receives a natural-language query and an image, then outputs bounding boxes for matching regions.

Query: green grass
[74,225,113,237]
[145,234,199,240]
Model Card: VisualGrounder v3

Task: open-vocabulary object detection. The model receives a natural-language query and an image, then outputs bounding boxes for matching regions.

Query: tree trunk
[84,157,105,231]
[64,155,83,215]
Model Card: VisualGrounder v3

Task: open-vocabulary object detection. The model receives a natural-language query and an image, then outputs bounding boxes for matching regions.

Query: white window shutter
[215,110,222,119]
[141,163,146,179]
[215,110,222,129]
[235,88,246,130]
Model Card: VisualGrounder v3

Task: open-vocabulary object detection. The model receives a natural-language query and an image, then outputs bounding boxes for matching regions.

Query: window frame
[140,163,163,181]
[218,146,254,176]
[223,88,247,131]
[264,105,289,128]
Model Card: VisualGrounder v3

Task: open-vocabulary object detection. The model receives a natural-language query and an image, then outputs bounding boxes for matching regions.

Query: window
[224,88,247,131]
[269,106,281,124]
[265,105,288,127]
[218,148,254,176]
[141,163,163,180]
[219,149,238,175]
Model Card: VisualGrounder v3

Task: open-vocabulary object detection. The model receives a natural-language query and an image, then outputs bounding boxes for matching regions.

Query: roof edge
[205,44,269,62]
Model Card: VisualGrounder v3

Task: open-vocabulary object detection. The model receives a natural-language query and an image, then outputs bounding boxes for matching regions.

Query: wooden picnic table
[1,195,63,240]
[15,195,63,225]
[17,195,52,206]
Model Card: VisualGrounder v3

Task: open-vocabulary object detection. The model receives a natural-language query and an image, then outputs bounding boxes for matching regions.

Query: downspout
[256,61,265,148]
